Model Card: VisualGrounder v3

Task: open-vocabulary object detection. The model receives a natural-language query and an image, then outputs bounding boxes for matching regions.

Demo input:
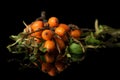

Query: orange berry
[31,20,44,31]
[48,17,59,28]
[42,30,53,40]
[55,27,66,36]
[44,40,55,52]
[31,31,42,43]
[70,29,81,38]
[61,34,68,42]
[30,21,43,39]
[31,31,42,37]
[55,37,65,50]
[58,23,70,31]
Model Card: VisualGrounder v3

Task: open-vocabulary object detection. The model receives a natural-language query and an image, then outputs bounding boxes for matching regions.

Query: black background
[1,0,120,80]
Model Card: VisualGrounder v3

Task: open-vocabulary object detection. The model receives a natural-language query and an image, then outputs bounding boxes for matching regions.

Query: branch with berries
[7,11,120,76]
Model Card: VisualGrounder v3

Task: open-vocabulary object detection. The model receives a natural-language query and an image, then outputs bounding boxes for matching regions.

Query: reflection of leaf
[40,55,45,62]
[70,54,83,62]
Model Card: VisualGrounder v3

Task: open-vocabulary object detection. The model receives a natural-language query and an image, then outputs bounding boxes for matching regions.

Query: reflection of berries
[48,67,57,76]
[41,62,52,73]
[56,54,66,61]
[44,53,55,63]
[52,50,59,57]
[55,54,68,72]
[55,61,66,72]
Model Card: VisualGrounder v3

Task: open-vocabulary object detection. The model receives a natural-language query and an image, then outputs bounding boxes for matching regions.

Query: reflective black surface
[1,0,120,80]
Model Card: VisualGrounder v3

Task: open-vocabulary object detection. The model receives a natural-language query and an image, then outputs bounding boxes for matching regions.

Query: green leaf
[9,35,18,41]
[31,40,38,47]
[33,47,38,55]
[85,32,101,46]
[29,55,37,62]
[39,41,47,53]
[38,41,44,47]
[69,43,83,54]
[69,38,74,45]
[40,48,47,53]
[17,45,29,54]
[18,32,27,38]
[95,25,104,35]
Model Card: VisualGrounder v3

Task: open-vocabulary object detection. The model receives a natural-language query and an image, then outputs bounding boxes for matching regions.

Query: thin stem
[85,45,99,49]
[7,38,22,51]
[35,11,46,21]
[23,21,28,28]
[81,28,95,31]
[95,19,99,35]
[23,21,32,33]
[41,11,46,19]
